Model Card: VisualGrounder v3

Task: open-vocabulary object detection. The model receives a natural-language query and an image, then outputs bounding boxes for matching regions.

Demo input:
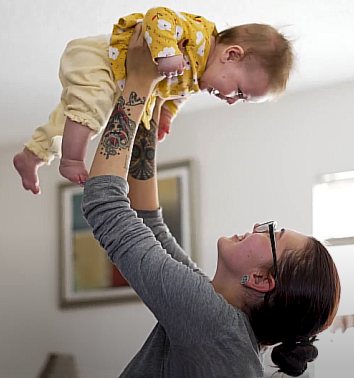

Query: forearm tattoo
[100,93,145,160]
[129,118,157,180]
[126,92,146,106]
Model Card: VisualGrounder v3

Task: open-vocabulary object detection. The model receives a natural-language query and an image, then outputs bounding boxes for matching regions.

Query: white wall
[1,80,353,377]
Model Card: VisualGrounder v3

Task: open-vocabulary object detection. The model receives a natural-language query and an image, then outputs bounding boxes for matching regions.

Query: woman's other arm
[128,100,208,277]
[83,26,228,344]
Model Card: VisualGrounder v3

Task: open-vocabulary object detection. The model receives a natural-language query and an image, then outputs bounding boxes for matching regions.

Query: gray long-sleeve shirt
[82,175,264,378]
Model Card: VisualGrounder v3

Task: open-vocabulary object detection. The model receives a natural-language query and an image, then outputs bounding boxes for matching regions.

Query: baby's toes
[78,173,88,185]
[23,178,40,195]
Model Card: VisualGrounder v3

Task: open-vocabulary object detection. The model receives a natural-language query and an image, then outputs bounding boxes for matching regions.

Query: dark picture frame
[58,159,197,308]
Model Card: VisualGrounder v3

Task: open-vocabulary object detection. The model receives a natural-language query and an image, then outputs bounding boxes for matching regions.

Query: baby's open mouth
[207,87,235,101]
[207,86,220,96]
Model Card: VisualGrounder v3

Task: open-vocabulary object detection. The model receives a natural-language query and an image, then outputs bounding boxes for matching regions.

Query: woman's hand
[126,23,162,86]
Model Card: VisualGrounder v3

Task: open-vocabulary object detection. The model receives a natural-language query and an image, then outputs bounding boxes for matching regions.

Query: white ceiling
[2,0,354,146]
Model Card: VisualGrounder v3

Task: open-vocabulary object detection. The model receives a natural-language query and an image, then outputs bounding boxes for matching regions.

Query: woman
[82,25,341,377]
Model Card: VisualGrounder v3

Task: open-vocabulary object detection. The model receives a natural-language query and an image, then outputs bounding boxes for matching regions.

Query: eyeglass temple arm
[269,225,278,282]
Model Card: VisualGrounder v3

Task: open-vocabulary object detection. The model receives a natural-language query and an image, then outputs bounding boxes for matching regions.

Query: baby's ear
[227,45,245,61]
[220,45,244,63]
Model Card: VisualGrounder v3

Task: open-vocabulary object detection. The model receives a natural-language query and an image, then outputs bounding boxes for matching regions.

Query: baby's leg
[59,119,93,184]
[13,149,45,194]
[58,35,120,184]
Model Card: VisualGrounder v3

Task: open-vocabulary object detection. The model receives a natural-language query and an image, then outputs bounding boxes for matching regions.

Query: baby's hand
[158,107,173,141]
[157,55,186,78]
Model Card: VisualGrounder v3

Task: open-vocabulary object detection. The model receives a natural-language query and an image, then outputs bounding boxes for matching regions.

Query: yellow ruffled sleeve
[143,7,184,61]
[116,13,145,29]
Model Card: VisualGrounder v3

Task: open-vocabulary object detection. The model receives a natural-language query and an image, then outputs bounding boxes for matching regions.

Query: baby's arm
[143,7,186,77]
[157,55,186,78]
[158,97,189,141]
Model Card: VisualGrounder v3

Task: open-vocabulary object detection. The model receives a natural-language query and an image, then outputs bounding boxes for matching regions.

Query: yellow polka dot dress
[109,7,218,128]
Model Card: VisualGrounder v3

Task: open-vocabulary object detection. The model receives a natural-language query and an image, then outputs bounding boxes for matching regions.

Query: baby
[14,6,294,194]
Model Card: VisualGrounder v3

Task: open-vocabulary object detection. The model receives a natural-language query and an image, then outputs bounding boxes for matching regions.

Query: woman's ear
[245,272,275,293]
[220,45,244,63]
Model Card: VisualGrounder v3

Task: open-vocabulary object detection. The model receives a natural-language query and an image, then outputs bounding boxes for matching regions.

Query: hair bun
[271,339,318,377]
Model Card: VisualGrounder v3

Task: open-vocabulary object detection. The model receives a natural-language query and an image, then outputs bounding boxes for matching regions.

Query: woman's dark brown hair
[249,237,341,377]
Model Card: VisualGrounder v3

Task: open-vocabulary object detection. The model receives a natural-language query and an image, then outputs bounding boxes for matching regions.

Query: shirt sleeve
[143,7,184,60]
[135,208,208,279]
[82,175,234,344]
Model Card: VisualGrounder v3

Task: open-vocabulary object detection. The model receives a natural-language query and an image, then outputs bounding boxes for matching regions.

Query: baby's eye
[237,88,244,97]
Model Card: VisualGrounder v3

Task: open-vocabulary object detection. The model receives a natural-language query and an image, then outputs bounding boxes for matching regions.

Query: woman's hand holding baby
[126,23,162,85]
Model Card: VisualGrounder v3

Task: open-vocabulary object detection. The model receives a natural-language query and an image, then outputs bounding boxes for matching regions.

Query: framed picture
[59,159,197,307]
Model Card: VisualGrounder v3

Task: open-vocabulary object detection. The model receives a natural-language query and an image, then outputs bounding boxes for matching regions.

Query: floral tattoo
[129,118,157,180]
[100,93,145,160]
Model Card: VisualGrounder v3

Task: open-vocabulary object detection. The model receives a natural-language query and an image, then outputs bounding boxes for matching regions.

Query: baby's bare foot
[13,148,44,194]
[59,158,88,185]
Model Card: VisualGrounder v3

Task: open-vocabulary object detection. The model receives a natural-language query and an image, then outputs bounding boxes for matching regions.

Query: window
[312,171,354,378]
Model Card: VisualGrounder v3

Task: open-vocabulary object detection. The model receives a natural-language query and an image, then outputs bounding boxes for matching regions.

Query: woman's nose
[253,223,260,232]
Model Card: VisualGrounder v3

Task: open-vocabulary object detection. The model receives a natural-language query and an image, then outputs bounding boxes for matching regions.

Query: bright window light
[313,172,354,315]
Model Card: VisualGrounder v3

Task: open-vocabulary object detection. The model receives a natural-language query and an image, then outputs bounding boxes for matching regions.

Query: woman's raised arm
[88,24,161,180]
[127,98,163,210]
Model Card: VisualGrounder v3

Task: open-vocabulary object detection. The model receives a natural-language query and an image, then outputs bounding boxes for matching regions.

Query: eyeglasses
[210,89,270,104]
[228,89,270,104]
[254,221,278,283]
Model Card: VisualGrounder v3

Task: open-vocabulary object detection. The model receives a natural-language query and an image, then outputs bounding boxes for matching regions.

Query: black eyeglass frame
[255,221,278,283]
[268,223,278,283]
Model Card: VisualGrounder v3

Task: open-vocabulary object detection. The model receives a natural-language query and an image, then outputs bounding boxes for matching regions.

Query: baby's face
[199,49,270,104]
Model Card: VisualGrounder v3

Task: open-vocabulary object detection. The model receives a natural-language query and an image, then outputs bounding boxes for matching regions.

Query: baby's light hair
[216,24,294,95]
